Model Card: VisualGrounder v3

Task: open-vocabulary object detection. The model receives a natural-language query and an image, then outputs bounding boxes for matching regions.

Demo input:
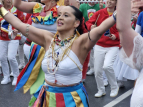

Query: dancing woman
[117,0,143,106]
[0,3,117,106]
[0,0,24,85]
[13,1,89,100]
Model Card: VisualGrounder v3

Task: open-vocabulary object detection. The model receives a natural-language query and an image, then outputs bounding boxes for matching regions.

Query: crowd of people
[0,0,143,106]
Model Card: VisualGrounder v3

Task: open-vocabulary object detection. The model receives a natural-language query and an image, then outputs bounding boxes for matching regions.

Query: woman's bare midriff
[45,79,79,87]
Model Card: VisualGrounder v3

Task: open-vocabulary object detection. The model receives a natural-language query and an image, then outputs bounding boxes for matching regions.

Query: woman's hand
[133,15,138,21]
[109,34,116,40]
[13,29,18,36]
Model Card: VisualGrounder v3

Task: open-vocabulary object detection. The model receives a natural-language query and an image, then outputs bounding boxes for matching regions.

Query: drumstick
[95,14,100,25]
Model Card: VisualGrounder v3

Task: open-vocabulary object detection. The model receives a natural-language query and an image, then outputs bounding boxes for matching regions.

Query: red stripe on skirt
[56,93,66,107]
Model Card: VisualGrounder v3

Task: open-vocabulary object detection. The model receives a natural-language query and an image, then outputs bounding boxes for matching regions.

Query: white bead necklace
[47,36,77,75]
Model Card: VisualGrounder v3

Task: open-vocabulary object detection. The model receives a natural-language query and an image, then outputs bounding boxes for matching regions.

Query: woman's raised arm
[80,15,116,51]
[14,1,37,13]
[2,7,53,49]
[116,0,138,57]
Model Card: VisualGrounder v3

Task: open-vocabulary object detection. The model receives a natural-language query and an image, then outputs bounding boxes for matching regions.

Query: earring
[76,29,80,36]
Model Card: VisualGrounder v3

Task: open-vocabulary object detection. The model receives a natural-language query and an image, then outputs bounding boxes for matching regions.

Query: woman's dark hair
[69,6,84,35]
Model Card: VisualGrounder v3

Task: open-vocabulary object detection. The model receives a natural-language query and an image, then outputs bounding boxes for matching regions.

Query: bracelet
[25,24,30,37]
[0,7,9,17]
[113,11,117,21]
[88,31,94,42]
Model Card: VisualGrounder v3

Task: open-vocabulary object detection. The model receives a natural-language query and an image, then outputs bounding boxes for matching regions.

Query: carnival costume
[31,33,89,107]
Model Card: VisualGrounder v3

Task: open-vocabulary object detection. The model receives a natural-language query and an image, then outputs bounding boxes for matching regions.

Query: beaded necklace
[53,34,75,46]
[46,33,84,84]
[47,34,77,75]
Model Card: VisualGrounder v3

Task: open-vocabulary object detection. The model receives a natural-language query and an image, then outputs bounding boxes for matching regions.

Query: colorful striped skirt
[30,83,89,107]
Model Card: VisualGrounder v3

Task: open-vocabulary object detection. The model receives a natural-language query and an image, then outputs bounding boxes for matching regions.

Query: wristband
[0,6,9,17]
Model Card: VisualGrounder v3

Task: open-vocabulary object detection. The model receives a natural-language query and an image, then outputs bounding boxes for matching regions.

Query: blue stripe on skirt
[63,93,76,107]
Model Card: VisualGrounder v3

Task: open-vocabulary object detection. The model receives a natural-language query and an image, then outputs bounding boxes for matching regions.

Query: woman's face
[106,0,117,8]
[3,0,12,6]
[57,6,80,32]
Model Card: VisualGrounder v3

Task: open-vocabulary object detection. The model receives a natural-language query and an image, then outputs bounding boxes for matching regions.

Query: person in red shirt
[0,0,24,85]
[86,0,119,97]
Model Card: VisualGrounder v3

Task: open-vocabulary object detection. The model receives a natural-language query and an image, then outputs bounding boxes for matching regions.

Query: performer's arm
[80,15,116,51]
[2,7,53,48]
[14,0,37,13]
[116,0,138,57]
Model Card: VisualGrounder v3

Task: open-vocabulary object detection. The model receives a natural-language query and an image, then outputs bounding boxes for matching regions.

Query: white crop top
[41,45,83,85]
